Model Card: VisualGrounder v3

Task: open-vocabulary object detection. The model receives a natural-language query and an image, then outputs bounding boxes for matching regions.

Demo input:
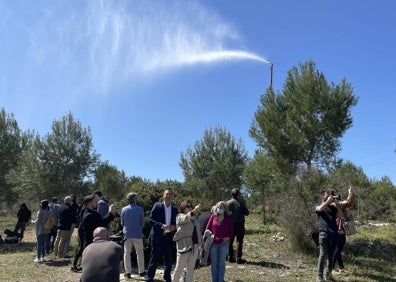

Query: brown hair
[179,200,193,213]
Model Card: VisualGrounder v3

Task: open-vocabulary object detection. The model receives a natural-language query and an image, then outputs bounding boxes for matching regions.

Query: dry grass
[1,215,395,282]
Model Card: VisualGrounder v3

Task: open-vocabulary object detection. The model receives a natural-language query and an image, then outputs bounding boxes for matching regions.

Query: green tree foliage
[247,61,360,251]
[7,131,47,203]
[327,160,371,222]
[0,108,23,209]
[244,150,284,223]
[249,60,358,171]
[8,112,99,203]
[180,125,248,203]
[277,168,327,253]
[39,112,99,197]
[362,177,396,221]
[93,161,128,202]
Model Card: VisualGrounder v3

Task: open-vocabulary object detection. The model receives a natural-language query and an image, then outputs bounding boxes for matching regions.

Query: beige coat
[173,212,203,253]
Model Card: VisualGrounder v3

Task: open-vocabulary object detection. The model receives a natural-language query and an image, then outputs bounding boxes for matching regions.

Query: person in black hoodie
[13,203,31,239]
[81,194,115,249]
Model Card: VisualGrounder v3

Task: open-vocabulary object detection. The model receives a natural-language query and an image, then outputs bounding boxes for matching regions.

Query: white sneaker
[41,257,47,262]
[34,257,41,263]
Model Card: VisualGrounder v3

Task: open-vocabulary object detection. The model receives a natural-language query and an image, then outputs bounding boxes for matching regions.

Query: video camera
[330,190,341,200]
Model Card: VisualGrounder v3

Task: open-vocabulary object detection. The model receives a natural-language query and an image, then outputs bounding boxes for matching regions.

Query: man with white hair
[54,196,74,258]
[80,227,123,282]
[121,192,146,279]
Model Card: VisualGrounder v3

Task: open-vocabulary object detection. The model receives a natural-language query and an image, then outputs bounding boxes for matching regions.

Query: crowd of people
[26,190,115,268]
[17,184,354,281]
[21,187,249,282]
[145,188,250,282]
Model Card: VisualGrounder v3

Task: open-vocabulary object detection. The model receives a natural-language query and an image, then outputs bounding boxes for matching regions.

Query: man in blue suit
[146,189,178,282]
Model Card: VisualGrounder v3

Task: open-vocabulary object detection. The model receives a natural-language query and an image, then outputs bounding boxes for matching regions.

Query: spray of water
[1,0,269,94]
[178,50,270,65]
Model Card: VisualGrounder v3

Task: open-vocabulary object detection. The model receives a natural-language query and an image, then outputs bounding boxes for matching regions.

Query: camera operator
[315,189,344,282]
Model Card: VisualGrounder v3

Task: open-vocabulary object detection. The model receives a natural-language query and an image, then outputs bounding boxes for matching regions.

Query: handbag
[343,216,357,236]
[44,215,55,230]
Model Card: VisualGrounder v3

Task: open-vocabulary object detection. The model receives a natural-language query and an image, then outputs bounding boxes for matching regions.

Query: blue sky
[1,0,396,184]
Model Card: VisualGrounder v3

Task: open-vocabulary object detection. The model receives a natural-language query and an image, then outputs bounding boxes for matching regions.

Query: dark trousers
[147,234,173,282]
[228,222,245,259]
[335,233,346,269]
[13,221,26,238]
[47,226,58,252]
[73,231,84,267]
[317,231,338,279]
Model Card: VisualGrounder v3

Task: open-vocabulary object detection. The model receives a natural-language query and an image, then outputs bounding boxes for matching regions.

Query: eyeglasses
[186,205,193,208]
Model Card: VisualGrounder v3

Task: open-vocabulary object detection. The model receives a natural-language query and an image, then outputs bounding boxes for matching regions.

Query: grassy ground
[1,215,395,282]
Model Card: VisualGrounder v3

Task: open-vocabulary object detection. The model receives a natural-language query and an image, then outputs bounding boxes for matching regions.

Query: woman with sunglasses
[172,200,203,282]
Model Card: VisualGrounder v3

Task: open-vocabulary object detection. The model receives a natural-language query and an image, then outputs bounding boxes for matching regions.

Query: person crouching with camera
[315,189,343,282]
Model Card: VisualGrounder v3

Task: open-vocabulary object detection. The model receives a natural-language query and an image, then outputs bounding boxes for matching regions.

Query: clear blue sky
[1,0,396,184]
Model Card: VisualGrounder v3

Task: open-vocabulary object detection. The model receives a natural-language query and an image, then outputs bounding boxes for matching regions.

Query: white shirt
[164,202,171,226]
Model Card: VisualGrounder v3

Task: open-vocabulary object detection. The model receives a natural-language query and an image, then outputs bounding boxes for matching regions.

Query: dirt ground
[1,225,318,282]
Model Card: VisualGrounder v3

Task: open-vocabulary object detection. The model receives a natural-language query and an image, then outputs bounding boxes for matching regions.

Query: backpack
[5,235,19,244]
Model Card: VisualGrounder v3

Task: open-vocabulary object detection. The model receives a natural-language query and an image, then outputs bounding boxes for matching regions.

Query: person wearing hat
[121,192,146,279]
[80,227,123,282]
[54,196,74,258]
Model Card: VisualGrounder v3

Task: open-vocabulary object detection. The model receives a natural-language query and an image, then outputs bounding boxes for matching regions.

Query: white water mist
[2,0,269,93]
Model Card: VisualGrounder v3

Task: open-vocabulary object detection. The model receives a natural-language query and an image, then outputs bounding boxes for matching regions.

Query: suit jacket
[148,201,177,242]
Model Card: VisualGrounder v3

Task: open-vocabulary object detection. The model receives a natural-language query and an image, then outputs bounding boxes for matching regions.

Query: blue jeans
[37,234,47,259]
[210,240,229,282]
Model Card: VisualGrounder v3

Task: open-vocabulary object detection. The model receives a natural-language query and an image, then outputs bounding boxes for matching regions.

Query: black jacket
[58,203,75,230]
[17,207,31,223]
[82,208,114,248]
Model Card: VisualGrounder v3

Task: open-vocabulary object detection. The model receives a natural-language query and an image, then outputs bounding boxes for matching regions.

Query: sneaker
[41,257,47,262]
[228,257,236,263]
[34,257,42,263]
[71,265,80,272]
[139,271,147,277]
[236,258,246,264]
[124,273,131,279]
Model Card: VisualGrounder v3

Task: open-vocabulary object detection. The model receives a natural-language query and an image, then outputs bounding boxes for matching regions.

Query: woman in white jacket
[172,201,203,282]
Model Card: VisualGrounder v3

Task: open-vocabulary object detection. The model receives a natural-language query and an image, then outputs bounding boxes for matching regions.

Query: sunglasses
[186,205,193,208]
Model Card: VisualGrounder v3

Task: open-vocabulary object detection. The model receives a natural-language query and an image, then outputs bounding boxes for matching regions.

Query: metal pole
[269,63,273,88]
